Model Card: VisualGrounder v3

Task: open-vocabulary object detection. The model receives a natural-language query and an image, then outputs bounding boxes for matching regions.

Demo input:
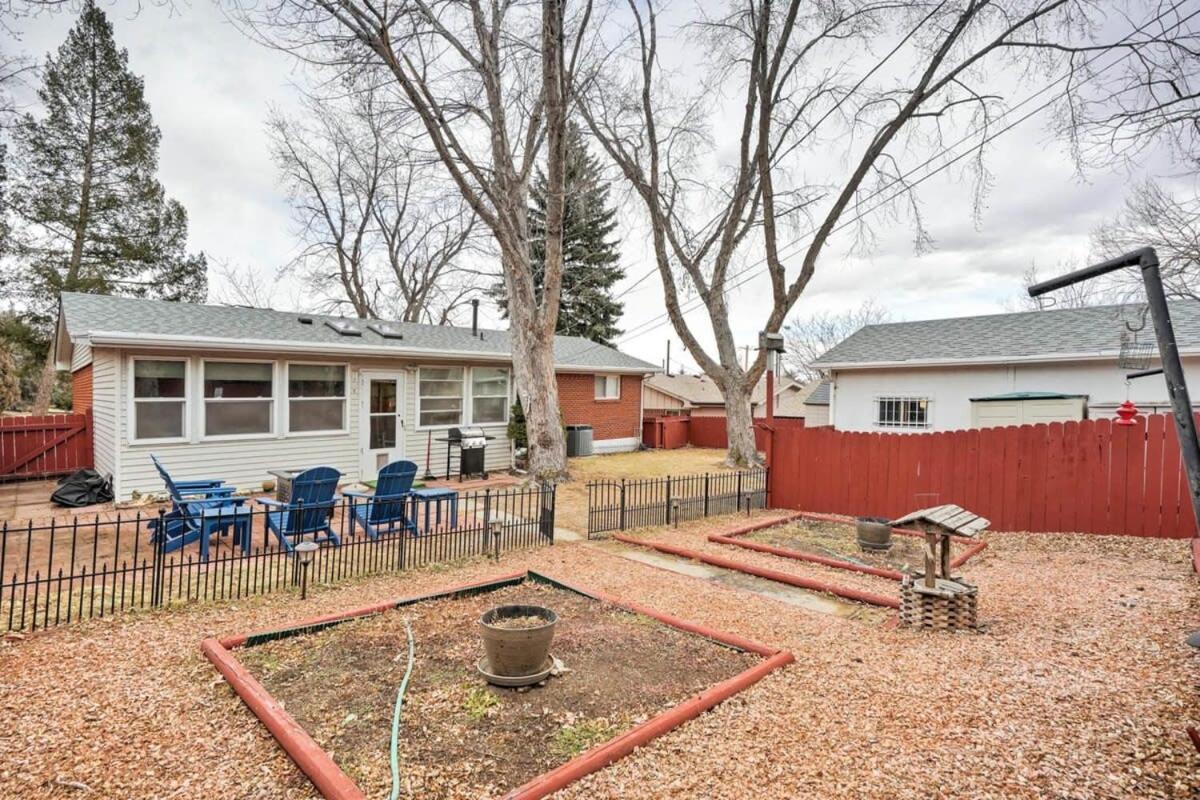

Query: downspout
[639,373,650,448]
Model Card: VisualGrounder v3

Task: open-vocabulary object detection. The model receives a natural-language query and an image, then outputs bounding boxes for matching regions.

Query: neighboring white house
[811,303,1200,432]
[55,293,656,499]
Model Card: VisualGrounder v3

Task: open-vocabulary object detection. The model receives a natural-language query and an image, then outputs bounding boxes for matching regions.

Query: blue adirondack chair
[150,454,235,506]
[257,466,343,553]
[147,455,249,560]
[344,460,419,539]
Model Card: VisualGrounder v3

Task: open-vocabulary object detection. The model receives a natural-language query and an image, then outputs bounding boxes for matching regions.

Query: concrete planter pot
[479,604,558,678]
[856,517,893,552]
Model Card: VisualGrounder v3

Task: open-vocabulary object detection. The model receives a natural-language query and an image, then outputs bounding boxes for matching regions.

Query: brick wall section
[556,373,642,441]
[71,364,93,413]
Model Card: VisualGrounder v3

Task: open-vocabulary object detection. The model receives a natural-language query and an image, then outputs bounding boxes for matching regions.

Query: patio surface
[0,472,524,527]
[0,511,1195,799]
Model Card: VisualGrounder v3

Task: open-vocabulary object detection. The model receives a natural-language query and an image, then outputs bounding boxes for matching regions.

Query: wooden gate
[0,412,93,480]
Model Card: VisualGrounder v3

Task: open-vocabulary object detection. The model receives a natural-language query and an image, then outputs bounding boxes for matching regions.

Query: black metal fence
[586,469,767,538]
[0,485,555,633]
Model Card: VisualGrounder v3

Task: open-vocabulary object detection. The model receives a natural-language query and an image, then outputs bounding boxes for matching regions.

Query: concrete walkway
[0,479,102,522]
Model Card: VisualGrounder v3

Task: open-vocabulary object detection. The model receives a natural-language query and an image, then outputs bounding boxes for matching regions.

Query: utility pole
[666,340,672,376]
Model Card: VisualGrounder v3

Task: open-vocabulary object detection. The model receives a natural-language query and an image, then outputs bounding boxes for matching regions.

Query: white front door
[360,372,405,481]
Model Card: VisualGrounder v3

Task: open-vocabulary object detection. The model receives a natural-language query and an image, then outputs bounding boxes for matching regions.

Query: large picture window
[418,366,465,427]
[471,367,510,424]
[875,397,931,429]
[204,361,274,437]
[132,359,187,441]
[288,364,346,433]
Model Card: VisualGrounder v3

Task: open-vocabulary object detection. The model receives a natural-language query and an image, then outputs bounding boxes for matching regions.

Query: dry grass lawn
[0,511,1196,799]
[555,447,732,534]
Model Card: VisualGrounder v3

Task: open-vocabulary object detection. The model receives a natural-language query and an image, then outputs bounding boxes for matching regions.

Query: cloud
[7,2,1186,372]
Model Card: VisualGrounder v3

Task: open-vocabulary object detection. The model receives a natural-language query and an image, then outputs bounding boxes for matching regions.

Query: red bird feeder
[1115,399,1139,426]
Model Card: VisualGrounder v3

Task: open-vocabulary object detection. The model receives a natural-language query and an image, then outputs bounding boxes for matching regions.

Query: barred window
[875,397,931,429]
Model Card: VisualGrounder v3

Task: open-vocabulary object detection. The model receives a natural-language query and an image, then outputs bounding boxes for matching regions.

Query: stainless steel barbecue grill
[437,426,494,480]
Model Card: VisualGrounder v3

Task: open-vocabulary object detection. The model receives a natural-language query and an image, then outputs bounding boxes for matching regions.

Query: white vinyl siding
[106,353,514,499]
[70,340,92,372]
[404,366,512,477]
[831,358,1200,432]
[91,347,119,484]
[119,356,361,500]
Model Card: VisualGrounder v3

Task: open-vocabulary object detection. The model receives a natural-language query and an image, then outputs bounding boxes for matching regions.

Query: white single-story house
[812,303,1200,432]
[55,293,656,499]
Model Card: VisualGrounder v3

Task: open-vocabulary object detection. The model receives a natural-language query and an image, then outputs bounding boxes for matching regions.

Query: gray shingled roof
[59,293,656,372]
[804,379,831,405]
[644,372,800,405]
[812,303,1200,367]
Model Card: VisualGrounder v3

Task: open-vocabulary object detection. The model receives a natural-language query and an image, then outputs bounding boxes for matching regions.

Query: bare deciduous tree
[1010,261,1126,311]
[1050,0,1200,168]
[269,92,483,324]
[1091,179,1200,299]
[238,0,589,479]
[582,0,1192,466]
[784,300,891,381]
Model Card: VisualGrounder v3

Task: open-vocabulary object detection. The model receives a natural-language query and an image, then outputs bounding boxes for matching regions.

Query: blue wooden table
[408,488,459,532]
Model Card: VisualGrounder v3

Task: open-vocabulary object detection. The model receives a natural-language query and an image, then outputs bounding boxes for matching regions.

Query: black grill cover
[51,469,114,508]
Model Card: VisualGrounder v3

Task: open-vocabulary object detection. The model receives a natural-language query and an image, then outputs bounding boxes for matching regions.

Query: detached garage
[969,392,1087,428]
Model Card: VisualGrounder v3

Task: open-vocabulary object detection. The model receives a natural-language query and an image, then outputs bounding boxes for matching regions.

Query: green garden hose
[389,619,416,800]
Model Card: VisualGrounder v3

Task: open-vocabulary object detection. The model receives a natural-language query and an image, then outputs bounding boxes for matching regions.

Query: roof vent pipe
[471,298,479,338]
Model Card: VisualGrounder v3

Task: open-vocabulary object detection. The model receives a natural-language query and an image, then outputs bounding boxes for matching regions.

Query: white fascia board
[83,331,653,374]
[814,349,1199,371]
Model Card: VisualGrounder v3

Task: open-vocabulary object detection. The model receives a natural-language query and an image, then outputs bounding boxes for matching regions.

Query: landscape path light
[294,541,319,600]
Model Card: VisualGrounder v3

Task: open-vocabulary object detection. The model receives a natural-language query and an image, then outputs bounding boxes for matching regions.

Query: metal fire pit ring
[476,655,556,688]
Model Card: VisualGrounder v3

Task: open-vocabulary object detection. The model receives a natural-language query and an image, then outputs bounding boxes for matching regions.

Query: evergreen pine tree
[8,1,206,411]
[493,122,624,346]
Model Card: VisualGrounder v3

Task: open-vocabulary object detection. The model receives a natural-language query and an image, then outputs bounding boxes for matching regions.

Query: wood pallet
[899,574,978,631]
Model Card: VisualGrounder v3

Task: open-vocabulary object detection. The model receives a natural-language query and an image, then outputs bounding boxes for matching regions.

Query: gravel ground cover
[0,511,1197,799]
[236,582,754,798]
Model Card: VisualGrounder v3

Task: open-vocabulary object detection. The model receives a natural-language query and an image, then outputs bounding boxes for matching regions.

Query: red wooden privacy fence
[769,413,1197,539]
[643,415,805,451]
[0,412,93,480]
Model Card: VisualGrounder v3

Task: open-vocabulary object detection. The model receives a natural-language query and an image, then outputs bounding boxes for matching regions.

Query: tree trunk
[722,375,761,468]
[31,355,60,414]
[34,27,98,414]
[509,321,567,481]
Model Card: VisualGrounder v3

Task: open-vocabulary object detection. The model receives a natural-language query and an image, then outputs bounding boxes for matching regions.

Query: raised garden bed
[709,512,988,581]
[202,571,792,800]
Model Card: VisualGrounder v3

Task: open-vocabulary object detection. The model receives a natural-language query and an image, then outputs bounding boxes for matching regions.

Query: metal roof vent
[298,316,314,325]
[368,322,404,340]
[325,319,363,337]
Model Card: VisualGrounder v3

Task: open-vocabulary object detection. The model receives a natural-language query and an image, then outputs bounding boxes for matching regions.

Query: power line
[600,1,1193,357]
[609,0,945,309]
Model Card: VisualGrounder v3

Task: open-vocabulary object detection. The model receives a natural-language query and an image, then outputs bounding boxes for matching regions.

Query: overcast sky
[7,1,1189,373]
